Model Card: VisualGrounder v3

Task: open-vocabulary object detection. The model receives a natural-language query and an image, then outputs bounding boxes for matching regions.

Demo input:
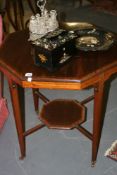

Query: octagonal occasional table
[0,30,117,166]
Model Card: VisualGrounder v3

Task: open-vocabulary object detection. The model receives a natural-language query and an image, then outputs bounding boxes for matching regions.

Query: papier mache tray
[75,28,114,51]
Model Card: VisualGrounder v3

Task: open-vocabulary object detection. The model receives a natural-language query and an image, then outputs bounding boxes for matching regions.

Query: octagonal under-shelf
[39,99,86,129]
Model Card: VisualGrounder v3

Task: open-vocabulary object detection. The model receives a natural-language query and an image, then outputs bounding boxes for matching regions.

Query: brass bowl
[59,21,94,31]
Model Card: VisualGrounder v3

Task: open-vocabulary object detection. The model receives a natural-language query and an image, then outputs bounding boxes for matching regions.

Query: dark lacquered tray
[76,28,114,51]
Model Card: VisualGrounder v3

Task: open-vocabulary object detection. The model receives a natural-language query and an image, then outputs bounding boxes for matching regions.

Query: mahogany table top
[0,30,117,89]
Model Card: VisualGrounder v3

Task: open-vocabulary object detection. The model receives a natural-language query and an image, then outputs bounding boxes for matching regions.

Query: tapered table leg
[8,79,26,159]
[32,88,39,113]
[92,81,105,166]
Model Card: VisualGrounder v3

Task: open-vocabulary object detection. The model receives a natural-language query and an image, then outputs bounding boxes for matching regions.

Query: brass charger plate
[59,21,94,31]
[76,28,114,51]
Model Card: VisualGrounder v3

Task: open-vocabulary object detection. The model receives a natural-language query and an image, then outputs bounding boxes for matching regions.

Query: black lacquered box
[31,29,77,71]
